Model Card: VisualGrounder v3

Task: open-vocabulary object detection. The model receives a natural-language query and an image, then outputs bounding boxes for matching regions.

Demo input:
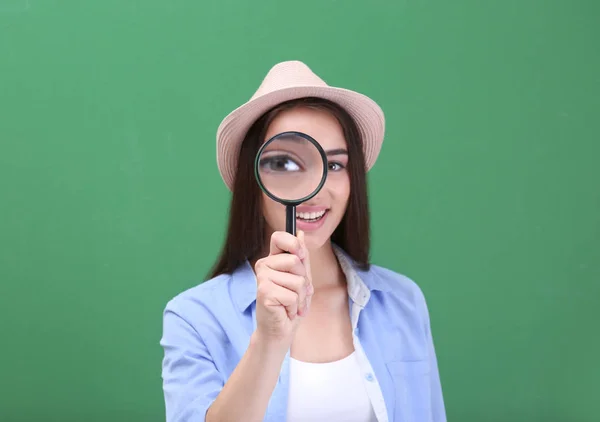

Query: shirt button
[365,373,375,382]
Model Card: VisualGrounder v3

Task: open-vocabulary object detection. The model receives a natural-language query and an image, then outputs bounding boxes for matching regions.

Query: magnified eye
[259,155,302,172]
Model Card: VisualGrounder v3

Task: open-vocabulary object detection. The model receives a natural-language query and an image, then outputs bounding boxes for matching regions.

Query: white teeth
[297,210,326,220]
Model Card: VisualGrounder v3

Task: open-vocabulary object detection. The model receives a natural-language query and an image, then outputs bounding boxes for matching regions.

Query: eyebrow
[326,148,348,156]
[265,134,349,157]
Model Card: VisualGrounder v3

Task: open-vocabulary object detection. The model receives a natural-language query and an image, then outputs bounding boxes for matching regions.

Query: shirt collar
[231,243,392,313]
[331,244,393,307]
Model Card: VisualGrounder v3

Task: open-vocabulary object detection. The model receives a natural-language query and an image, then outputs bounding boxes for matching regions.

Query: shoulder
[165,273,232,314]
[334,244,427,307]
[363,262,433,329]
[160,272,244,358]
[162,261,256,334]
[161,270,245,338]
[368,263,428,305]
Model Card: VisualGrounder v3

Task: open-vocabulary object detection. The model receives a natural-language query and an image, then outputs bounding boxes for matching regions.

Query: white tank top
[286,352,378,422]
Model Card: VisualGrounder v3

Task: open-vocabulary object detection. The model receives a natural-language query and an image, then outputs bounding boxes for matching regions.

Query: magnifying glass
[254,131,328,236]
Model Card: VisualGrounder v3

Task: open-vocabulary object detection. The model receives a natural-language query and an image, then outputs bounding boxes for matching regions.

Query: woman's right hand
[253,230,314,349]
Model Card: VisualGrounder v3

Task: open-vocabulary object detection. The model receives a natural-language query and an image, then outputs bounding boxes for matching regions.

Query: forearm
[206,331,288,422]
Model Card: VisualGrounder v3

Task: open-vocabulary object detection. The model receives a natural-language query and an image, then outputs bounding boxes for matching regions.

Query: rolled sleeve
[160,302,223,422]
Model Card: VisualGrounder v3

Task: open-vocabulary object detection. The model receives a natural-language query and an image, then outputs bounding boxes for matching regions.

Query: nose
[304,183,331,205]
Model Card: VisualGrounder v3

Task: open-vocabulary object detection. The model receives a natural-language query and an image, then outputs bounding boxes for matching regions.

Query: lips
[295,207,329,231]
[296,206,329,223]
[296,209,326,221]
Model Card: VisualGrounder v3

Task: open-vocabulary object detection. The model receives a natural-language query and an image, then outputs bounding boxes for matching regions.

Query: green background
[1,1,598,421]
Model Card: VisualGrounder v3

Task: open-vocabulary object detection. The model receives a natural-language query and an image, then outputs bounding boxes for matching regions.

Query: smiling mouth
[296,209,328,223]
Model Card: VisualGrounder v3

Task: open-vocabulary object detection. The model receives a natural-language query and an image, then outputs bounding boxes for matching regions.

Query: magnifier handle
[285,205,296,237]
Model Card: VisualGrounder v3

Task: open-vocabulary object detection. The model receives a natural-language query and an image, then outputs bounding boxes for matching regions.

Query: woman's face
[260,106,351,251]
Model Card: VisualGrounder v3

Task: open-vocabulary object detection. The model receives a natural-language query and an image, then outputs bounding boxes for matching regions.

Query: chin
[302,221,340,251]
[303,234,329,251]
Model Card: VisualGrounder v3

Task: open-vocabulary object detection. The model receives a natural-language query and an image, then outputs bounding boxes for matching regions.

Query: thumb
[297,230,307,258]
[297,230,313,285]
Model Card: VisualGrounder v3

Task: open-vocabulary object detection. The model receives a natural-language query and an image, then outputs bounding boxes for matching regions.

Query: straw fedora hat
[216,60,385,191]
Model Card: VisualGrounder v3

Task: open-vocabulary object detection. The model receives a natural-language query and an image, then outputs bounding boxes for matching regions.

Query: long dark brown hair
[208,97,371,279]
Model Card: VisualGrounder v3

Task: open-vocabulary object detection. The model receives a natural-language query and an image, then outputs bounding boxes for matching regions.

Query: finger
[296,230,313,316]
[270,231,305,259]
[261,253,306,278]
[297,230,313,293]
[261,282,300,320]
[265,269,308,316]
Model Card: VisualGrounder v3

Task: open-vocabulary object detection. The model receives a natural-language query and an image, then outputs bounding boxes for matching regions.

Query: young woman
[160,61,446,422]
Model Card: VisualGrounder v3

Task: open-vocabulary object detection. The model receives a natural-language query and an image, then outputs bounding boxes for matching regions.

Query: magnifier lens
[257,133,325,202]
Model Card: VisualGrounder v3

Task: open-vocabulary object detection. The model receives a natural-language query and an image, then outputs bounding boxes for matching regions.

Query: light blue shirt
[160,245,446,422]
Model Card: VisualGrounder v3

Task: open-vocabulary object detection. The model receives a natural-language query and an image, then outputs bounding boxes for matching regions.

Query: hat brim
[216,85,385,191]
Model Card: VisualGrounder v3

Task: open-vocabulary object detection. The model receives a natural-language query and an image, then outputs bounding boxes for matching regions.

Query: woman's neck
[307,241,346,291]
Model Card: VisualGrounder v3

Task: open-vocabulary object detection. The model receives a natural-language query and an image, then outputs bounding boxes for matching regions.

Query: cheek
[331,173,351,206]
[261,193,284,228]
